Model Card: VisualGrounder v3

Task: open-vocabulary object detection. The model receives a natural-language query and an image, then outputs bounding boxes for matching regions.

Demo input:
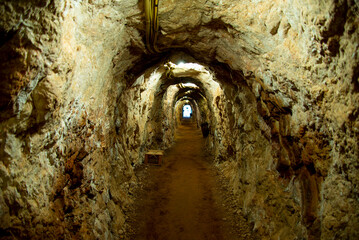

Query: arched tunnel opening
[0,1,358,239]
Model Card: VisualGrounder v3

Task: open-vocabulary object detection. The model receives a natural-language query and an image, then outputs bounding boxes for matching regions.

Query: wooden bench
[144,150,164,166]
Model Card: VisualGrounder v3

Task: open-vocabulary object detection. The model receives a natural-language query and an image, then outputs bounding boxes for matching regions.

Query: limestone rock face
[0,0,358,239]
[0,0,141,238]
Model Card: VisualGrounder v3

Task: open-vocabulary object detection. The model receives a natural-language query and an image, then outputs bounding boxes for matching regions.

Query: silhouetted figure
[201,122,209,138]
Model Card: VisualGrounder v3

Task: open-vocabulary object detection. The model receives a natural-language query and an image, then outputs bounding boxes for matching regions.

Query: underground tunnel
[0,0,358,239]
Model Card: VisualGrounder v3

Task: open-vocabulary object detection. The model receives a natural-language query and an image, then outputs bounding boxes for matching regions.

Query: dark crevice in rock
[352,63,359,93]
[0,28,17,48]
[209,60,245,85]
[321,0,348,40]
[205,18,236,32]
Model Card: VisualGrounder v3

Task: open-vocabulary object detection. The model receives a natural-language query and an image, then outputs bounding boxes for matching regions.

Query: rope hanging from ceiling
[144,0,160,54]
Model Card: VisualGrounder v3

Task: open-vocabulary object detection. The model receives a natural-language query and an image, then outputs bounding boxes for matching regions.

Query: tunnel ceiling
[119,0,358,118]
[1,0,358,118]
[175,88,206,103]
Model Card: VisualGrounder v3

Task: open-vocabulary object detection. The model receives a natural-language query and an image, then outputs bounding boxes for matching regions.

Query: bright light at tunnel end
[183,104,192,118]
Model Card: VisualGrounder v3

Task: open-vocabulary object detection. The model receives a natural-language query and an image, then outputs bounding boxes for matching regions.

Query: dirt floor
[124,120,256,240]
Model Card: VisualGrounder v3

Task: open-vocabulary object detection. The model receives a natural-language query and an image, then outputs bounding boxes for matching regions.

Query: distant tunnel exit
[183,105,192,118]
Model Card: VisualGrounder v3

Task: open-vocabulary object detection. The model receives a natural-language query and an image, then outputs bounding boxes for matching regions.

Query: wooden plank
[146,150,164,155]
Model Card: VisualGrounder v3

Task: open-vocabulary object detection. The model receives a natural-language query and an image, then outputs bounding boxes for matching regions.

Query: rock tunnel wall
[212,77,309,238]
[0,0,358,239]
[115,64,180,167]
[0,1,143,238]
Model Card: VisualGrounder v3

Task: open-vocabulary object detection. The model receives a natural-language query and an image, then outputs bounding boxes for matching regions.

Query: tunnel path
[126,120,255,240]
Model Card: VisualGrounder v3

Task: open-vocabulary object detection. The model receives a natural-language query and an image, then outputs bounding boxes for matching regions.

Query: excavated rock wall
[116,65,176,167]
[160,85,179,146]
[214,80,307,238]
[0,1,143,239]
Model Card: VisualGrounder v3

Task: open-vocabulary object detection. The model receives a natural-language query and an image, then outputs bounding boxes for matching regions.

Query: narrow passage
[126,120,255,240]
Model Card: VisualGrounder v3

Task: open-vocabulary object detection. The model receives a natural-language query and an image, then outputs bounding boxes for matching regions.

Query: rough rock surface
[0,0,358,239]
